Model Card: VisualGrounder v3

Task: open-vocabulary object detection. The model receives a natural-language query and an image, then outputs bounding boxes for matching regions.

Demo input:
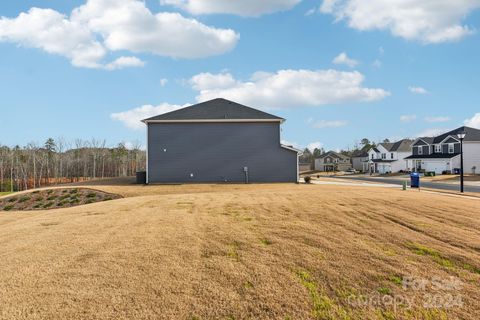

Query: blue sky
[1,0,479,151]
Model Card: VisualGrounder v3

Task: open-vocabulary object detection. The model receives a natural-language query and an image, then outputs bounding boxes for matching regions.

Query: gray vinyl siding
[147,122,298,183]
[442,143,460,154]
[442,144,448,154]
[352,157,367,171]
[413,145,431,156]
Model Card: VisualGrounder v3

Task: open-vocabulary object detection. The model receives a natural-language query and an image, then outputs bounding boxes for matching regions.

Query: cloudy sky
[1,0,479,151]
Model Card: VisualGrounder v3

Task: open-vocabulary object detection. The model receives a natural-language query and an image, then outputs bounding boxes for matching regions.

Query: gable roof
[378,139,412,152]
[142,98,284,123]
[351,150,368,157]
[432,126,480,143]
[317,151,349,160]
[389,139,413,152]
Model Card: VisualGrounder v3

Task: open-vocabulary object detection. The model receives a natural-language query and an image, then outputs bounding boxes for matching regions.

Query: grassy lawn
[0,182,479,319]
[0,192,12,197]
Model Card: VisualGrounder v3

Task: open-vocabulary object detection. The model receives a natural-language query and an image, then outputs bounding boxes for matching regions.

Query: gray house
[405,126,480,174]
[142,98,300,183]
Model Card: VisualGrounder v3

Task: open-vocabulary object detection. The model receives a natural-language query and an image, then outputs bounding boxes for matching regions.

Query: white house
[367,139,412,174]
[405,126,480,174]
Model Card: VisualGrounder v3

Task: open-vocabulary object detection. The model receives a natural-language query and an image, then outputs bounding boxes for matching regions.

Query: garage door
[424,161,447,174]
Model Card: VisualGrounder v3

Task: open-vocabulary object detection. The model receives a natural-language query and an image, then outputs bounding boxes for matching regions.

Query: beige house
[314,151,352,172]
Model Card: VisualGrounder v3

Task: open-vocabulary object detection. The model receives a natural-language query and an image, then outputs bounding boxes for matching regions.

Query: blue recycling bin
[410,172,420,188]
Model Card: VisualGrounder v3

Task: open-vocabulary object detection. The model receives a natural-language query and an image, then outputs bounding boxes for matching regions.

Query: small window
[391,153,394,159]
[448,144,454,154]
[435,145,441,153]
[418,146,423,155]
[371,154,375,159]
[382,153,386,159]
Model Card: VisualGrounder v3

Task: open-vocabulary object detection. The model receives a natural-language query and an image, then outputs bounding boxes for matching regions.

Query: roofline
[438,135,460,144]
[142,119,284,124]
[281,144,303,154]
[410,137,430,147]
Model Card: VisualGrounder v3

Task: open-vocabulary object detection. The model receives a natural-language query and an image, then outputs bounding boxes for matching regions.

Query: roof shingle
[143,98,284,122]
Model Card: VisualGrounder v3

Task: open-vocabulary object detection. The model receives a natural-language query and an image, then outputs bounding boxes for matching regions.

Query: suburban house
[351,150,369,172]
[314,151,352,172]
[367,139,412,174]
[405,126,480,174]
[142,98,301,183]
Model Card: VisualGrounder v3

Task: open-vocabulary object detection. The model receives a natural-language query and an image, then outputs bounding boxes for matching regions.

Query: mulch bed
[0,188,122,211]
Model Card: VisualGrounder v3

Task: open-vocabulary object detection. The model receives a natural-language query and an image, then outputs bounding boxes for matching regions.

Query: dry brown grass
[0,181,479,319]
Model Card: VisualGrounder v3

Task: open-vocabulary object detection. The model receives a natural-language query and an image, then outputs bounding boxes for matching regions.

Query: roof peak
[143,98,284,123]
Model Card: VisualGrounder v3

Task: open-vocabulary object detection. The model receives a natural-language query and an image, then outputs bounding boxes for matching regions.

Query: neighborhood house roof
[379,139,413,152]
[416,126,480,145]
[351,150,368,158]
[142,98,284,122]
[317,151,349,160]
[431,126,480,143]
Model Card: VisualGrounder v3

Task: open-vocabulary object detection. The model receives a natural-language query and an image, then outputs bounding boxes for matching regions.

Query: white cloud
[189,72,238,90]
[190,69,390,109]
[425,116,450,123]
[308,119,348,129]
[400,114,417,122]
[105,56,145,70]
[332,52,359,68]
[0,0,239,69]
[409,86,428,94]
[160,0,301,17]
[0,8,106,68]
[464,113,480,129]
[111,103,189,130]
[160,78,168,87]
[320,0,480,43]
[307,141,324,152]
[417,128,448,137]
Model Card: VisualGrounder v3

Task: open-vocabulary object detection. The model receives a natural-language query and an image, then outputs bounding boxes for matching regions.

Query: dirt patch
[0,188,121,211]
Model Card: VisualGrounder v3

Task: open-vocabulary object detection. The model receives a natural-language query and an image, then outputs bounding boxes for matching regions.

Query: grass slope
[0,183,479,319]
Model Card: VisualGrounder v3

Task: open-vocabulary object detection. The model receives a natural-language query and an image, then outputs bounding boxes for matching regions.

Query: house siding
[463,142,480,174]
[352,157,367,171]
[147,122,298,183]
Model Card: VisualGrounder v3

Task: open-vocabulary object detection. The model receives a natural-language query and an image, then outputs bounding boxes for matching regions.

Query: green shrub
[47,190,54,194]
[57,201,66,207]
[86,193,97,198]
[70,189,79,194]
[70,199,80,205]
[62,189,69,194]
[59,194,70,200]
[8,198,17,203]
[32,191,40,194]
[304,176,312,184]
[19,196,31,203]
[85,199,96,204]
[103,196,112,201]
[33,203,43,209]
[3,205,14,211]
[47,196,57,201]
[43,202,54,209]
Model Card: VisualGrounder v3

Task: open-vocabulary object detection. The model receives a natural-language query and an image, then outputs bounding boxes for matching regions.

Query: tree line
[0,138,146,192]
